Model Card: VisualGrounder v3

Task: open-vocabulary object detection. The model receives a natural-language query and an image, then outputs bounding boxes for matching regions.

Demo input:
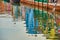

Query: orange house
[0,1,5,14]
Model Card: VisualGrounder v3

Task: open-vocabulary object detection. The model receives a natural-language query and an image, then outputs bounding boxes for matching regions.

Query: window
[51,0,57,3]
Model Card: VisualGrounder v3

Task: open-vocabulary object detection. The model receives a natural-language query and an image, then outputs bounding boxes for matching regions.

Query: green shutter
[34,0,43,2]
[43,0,48,3]
[4,0,10,3]
[34,0,48,3]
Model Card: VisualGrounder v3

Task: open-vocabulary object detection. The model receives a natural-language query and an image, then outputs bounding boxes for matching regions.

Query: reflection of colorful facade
[0,0,60,39]
[21,0,60,39]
